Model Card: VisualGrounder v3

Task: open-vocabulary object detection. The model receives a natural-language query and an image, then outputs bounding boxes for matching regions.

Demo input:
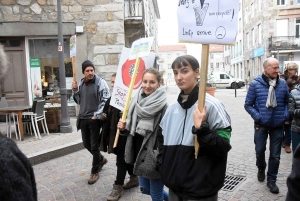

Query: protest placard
[110,47,156,111]
[178,0,239,44]
[70,35,76,82]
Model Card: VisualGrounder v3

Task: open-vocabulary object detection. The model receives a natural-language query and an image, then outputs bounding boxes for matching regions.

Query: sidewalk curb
[28,140,84,165]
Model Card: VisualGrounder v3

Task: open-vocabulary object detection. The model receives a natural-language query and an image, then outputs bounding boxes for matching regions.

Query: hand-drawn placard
[178,0,239,44]
[110,47,156,111]
[129,37,154,60]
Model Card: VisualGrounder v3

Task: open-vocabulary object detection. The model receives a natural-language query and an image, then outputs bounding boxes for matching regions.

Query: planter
[206,87,216,96]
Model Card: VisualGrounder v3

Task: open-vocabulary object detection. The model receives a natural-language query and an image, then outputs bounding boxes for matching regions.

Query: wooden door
[0,38,29,106]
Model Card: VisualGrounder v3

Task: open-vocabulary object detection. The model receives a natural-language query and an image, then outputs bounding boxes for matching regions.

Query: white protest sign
[129,37,154,60]
[178,0,239,44]
[110,47,156,111]
[70,35,76,57]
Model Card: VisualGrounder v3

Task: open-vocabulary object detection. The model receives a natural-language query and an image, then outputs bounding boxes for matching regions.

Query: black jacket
[286,145,300,201]
[99,97,121,154]
[0,135,37,201]
[289,84,300,133]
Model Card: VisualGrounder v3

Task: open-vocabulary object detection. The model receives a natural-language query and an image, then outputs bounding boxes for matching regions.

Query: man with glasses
[244,57,289,194]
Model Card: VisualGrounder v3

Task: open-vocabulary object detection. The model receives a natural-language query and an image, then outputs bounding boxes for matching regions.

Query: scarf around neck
[264,73,277,108]
[125,86,167,136]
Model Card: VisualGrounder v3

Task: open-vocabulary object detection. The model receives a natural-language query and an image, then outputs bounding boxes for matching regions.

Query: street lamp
[275,38,282,65]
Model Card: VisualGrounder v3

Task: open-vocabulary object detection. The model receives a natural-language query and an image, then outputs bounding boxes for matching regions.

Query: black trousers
[169,189,218,201]
[115,135,134,185]
[80,119,103,174]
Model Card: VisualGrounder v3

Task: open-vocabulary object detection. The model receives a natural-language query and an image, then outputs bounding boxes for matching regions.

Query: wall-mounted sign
[254,46,264,58]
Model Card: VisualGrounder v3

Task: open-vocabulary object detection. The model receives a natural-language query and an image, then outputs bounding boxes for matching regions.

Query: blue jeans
[254,125,283,182]
[291,131,300,154]
[283,123,291,146]
[138,176,168,201]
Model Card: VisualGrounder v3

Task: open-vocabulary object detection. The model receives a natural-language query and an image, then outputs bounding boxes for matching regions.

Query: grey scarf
[266,76,277,108]
[126,86,167,136]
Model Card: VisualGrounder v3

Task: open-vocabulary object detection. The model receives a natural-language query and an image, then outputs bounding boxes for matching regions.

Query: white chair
[0,97,19,140]
[21,99,49,139]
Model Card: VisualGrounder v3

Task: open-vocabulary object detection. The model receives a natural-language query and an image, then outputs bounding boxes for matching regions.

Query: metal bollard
[235,87,237,97]
[245,79,249,92]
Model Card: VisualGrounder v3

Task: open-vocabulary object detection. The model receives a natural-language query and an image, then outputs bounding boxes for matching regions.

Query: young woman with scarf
[157,55,232,201]
[117,68,168,201]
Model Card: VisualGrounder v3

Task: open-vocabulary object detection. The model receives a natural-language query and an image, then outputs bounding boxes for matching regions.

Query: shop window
[296,19,300,38]
[0,39,21,47]
[277,0,285,5]
[28,38,72,100]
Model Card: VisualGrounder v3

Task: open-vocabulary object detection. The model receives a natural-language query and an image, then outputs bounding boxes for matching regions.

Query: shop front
[0,22,76,106]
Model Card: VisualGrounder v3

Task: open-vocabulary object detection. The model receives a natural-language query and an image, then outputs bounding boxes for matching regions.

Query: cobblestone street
[33,87,293,201]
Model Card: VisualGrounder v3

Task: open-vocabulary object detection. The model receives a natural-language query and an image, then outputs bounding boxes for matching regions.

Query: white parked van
[209,72,245,89]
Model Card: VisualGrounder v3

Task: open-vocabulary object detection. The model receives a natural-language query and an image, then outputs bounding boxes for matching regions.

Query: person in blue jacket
[245,57,289,194]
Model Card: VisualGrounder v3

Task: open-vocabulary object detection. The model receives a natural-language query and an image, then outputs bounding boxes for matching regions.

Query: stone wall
[0,0,125,83]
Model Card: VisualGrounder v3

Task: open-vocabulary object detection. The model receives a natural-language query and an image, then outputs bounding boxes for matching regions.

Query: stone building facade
[0,0,159,106]
[209,44,224,74]
[243,0,300,80]
[157,45,187,86]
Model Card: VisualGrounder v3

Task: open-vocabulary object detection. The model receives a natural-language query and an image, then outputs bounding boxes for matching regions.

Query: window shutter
[296,25,299,38]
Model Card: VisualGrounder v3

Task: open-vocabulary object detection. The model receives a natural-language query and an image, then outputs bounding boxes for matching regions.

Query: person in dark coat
[0,134,37,201]
[286,145,300,201]
[100,73,138,201]
[280,62,299,153]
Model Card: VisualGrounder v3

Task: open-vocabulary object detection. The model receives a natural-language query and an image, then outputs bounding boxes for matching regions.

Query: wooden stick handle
[113,58,141,148]
[195,44,210,159]
[72,57,76,82]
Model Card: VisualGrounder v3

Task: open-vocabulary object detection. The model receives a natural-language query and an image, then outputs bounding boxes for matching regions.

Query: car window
[220,74,230,79]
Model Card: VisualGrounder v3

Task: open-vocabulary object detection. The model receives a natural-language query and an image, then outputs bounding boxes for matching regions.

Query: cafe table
[0,106,31,140]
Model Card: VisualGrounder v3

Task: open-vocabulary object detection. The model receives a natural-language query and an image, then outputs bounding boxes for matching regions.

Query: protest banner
[178,0,239,158]
[113,37,155,147]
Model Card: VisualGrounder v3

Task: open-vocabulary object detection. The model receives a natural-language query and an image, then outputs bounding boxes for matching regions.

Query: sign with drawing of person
[30,58,42,99]
[110,47,156,111]
[178,0,239,44]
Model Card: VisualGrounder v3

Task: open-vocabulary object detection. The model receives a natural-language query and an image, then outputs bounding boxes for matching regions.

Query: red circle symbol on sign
[121,59,146,89]
[58,46,62,51]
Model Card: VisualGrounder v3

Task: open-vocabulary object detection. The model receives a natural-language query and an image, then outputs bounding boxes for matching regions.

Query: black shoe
[99,157,108,171]
[267,182,279,194]
[257,169,265,182]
